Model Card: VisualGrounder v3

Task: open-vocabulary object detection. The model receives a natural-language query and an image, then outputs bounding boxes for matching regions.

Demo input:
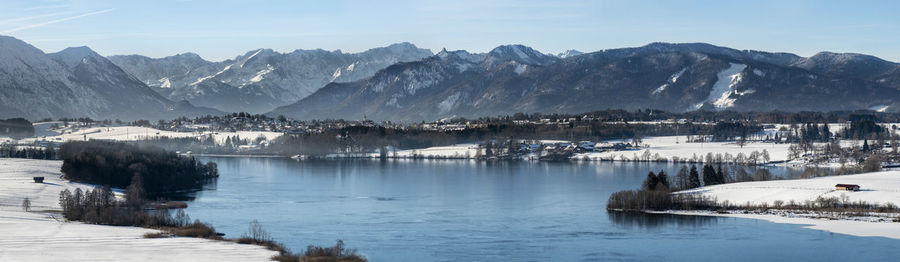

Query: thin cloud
[24,4,71,11]
[0,8,115,34]
[0,11,74,26]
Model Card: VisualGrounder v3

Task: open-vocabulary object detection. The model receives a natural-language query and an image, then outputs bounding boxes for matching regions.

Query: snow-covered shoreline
[660,171,900,240]
[657,210,900,240]
[0,158,278,261]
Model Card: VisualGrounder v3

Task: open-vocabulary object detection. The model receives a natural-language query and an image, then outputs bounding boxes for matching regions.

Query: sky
[1,0,898,62]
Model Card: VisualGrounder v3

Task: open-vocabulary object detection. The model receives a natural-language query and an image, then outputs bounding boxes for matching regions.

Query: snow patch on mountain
[247,64,274,85]
[438,92,462,113]
[191,64,232,86]
[870,105,890,112]
[512,46,529,60]
[557,50,584,58]
[240,49,263,68]
[331,67,343,80]
[653,67,688,95]
[753,69,765,77]
[514,63,527,75]
[702,63,747,109]
[158,77,172,88]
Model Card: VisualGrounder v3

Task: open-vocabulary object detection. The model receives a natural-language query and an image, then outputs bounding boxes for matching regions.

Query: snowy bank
[0,158,278,261]
[662,210,900,240]
[576,136,790,162]
[668,171,900,240]
[679,171,900,207]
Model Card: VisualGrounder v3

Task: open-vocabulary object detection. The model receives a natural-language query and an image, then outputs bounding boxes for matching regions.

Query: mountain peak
[0,35,34,47]
[435,49,483,64]
[557,49,583,58]
[363,42,432,58]
[174,52,203,59]
[50,46,103,68]
[0,35,47,59]
[385,42,417,49]
[485,44,557,66]
[807,51,889,64]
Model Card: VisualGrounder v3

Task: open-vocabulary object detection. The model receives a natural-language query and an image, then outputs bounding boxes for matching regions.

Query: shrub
[168,220,219,239]
[301,240,367,262]
[143,232,168,238]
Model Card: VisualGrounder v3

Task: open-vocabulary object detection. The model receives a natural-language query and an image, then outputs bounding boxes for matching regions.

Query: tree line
[0,144,56,159]
[0,118,34,139]
[59,141,218,198]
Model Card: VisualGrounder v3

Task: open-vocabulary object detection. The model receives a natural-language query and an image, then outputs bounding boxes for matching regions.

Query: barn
[835,184,860,191]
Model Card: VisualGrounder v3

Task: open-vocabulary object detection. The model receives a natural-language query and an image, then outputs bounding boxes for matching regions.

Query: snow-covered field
[361,144,480,158]
[0,158,277,261]
[575,136,790,162]
[670,171,900,239]
[16,124,282,146]
[680,171,900,207]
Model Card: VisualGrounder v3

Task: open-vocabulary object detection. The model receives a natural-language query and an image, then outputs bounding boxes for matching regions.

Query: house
[835,184,860,191]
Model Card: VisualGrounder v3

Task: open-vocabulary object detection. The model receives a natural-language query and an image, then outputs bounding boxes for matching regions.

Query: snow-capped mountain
[556,50,583,58]
[482,45,559,68]
[270,42,900,121]
[0,36,218,120]
[108,43,433,113]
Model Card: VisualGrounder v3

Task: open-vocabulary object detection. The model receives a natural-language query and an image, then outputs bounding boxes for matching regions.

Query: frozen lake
[185,157,900,261]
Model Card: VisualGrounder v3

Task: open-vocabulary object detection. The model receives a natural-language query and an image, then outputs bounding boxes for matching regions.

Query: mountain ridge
[0,36,219,121]
[108,42,434,113]
[269,42,900,121]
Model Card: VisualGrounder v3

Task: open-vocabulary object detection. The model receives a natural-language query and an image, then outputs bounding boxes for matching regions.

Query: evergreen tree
[721,168,728,184]
[657,170,669,189]
[675,166,690,190]
[688,165,702,188]
[702,164,717,186]
[642,171,659,191]
[484,141,494,158]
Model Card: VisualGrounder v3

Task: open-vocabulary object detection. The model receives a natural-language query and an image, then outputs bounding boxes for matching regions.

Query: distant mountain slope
[270,42,900,121]
[0,36,218,120]
[109,43,433,113]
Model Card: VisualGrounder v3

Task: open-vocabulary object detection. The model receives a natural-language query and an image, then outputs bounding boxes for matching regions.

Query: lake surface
[186,157,900,261]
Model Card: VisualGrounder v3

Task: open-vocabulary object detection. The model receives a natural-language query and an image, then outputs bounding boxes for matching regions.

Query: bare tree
[22,197,31,212]
[244,219,272,243]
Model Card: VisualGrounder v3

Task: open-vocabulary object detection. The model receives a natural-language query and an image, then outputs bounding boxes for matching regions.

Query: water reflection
[182,157,897,262]
[608,211,721,229]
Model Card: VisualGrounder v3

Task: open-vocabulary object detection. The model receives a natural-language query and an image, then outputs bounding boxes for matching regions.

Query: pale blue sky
[1,0,898,62]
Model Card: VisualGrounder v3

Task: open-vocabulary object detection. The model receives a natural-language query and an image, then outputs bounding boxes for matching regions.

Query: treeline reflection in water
[608,211,722,229]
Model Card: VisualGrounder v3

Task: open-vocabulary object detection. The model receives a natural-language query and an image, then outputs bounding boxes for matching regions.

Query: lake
[186,157,900,261]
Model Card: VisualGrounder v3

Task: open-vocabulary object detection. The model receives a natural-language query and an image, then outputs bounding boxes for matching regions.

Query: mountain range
[270,42,900,121]
[108,43,433,113]
[2,35,900,122]
[0,36,218,120]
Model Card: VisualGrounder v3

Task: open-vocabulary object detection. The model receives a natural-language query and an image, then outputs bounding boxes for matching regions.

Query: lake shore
[657,210,900,240]
[662,171,900,240]
[0,158,278,261]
